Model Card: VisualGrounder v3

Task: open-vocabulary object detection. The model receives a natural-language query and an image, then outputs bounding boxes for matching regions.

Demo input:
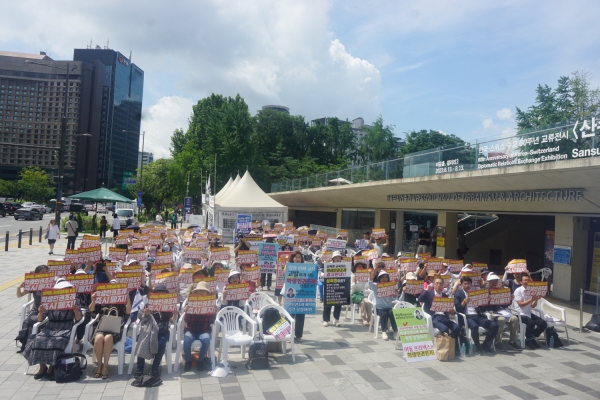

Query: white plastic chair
[367,292,380,337]
[458,312,495,352]
[247,292,277,319]
[533,298,569,345]
[530,268,552,282]
[81,313,132,375]
[211,306,256,370]
[393,301,416,350]
[127,313,175,374]
[16,298,35,348]
[344,303,356,324]
[24,312,85,375]
[510,310,527,349]
[256,304,295,362]
[173,299,216,373]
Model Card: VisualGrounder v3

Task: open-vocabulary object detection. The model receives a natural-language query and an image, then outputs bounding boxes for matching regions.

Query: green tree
[129,158,175,214]
[18,166,55,202]
[399,129,467,156]
[357,115,397,163]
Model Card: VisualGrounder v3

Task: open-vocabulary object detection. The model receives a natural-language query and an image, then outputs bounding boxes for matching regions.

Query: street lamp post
[122,130,145,208]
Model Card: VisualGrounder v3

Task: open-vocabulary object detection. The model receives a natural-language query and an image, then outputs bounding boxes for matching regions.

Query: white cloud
[496,108,512,121]
[395,61,426,73]
[141,96,194,159]
[482,118,497,130]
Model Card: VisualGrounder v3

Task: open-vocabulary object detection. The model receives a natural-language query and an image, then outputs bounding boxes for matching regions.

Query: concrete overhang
[269,157,600,215]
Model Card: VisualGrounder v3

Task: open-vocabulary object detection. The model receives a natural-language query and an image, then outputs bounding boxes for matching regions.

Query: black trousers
[323,305,341,322]
[292,314,305,338]
[465,314,499,348]
[67,236,76,250]
[260,273,272,288]
[521,314,547,338]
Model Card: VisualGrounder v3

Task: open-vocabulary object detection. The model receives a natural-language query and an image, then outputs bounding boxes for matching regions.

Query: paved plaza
[1,239,600,400]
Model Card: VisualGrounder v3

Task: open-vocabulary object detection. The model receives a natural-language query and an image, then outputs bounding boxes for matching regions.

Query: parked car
[0,203,6,217]
[97,205,108,214]
[84,204,94,212]
[3,203,17,215]
[14,208,43,220]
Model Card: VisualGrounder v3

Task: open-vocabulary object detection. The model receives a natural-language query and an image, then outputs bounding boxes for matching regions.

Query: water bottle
[549,336,554,349]
[468,339,474,355]
[460,343,466,357]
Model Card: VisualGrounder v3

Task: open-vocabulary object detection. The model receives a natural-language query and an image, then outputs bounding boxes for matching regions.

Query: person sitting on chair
[418,277,461,354]
[513,274,547,349]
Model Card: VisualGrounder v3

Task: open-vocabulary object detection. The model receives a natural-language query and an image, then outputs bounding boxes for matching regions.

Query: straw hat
[192,281,210,293]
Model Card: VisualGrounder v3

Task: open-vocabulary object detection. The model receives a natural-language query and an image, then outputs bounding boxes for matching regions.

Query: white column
[553,215,589,301]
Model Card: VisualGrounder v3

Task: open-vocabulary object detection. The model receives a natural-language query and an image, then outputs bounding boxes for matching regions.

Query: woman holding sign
[351,260,372,327]
[23,278,82,380]
[285,251,309,342]
[369,269,398,341]
[15,265,49,352]
[89,289,131,379]
[322,251,343,327]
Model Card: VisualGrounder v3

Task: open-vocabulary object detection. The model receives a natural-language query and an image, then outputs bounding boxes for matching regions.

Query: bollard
[29,228,33,245]
[4,231,8,251]
[18,229,22,248]
[580,288,584,332]
[39,226,42,243]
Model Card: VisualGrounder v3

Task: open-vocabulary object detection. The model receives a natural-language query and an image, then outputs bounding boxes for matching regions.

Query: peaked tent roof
[215,177,233,203]
[217,171,286,209]
[68,188,134,203]
[217,174,241,205]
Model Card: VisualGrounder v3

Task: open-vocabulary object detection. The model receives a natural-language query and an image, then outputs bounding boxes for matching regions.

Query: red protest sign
[115,271,142,291]
[187,293,217,315]
[65,274,95,293]
[404,280,425,295]
[210,247,230,262]
[241,266,261,283]
[214,268,230,284]
[154,252,173,265]
[355,268,370,283]
[223,282,250,301]
[468,289,489,307]
[41,287,76,310]
[430,297,454,313]
[399,258,418,272]
[154,271,179,293]
[506,259,528,273]
[108,247,127,261]
[148,292,179,312]
[96,283,128,304]
[184,247,204,260]
[527,281,547,298]
[447,259,463,273]
[489,288,511,305]
[46,260,72,277]
[237,250,258,266]
[376,281,398,298]
[178,268,196,286]
[127,249,147,262]
[23,272,55,292]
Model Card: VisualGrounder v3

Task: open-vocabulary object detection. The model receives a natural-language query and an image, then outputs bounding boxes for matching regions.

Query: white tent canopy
[217,174,241,204]
[215,177,233,203]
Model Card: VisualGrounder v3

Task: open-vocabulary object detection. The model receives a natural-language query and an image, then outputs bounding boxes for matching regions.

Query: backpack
[545,327,563,348]
[585,314,600,332]
[246,336,269,370]
[54,353,87,383]
[351,291,364,304]
[261,308,281,335]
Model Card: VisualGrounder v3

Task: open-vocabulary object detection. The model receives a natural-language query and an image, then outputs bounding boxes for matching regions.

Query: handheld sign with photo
[399,258,418,272]
[241,265,261,283]
[115,271,142,291]
[23,272,55,292]
[223,282,250,302]
[467,289,489,307]
[46,260,72,277]
[506,259,528,273]
[65,274,95,293]
[355,267,370,283]
[148,292,179,313]
[527,281,548,298]
[154,271,179,293]
[430,297,454,313]
[194,276,217,293]
[323,262,351,306]
[284,263,318,314]
[393,307,436,363]
[489,288,512,305]
[237,250,258,266]
[276,251,293,289]
[187,293,217,315]
[258,242,278,273]
[377,281,398,298]
[266,317,292,341]
[404,280,425,296]
[108,247,127,261]
[41,287,76,310]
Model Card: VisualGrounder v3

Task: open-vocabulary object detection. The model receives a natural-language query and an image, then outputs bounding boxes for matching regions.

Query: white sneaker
[334,319,341,327]
[382,334,389,341]
[323,321,329,327]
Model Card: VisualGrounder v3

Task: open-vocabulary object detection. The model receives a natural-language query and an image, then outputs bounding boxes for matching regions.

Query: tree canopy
[399,129,466,156]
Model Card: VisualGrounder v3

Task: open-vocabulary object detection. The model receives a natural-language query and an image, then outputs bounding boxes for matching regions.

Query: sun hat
[377,270,389,280]
[228,270,241,282]
[332,251,342,259]
[192,281,210,293]
[54,278,73,289]
[487,272,500,281]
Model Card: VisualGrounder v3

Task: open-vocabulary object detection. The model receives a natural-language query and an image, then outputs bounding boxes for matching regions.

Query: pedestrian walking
[65,215,78,250]
[45,219,60,255]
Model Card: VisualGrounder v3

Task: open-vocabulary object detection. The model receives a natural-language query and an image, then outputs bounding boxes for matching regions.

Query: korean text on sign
[41,287,76,310]
[96,283,128,304]
[47,260,72,277]
[223,283,250,301]
[187,293,217,315]
[242,266,261,282]
[148,292,179,312]
[489,288,511,305]
[65,274,95,293]
[377,281,398,298]
[404,280,425,296]
[468,289,489,307]
[115,271,142,291]
[430,297,454,313]
[527,281,548,298]
[23,272,55,292]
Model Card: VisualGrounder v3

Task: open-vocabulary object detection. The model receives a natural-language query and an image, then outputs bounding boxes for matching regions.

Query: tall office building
[0,50,103,194]
[73,48,144,190]
[138,151,153,169]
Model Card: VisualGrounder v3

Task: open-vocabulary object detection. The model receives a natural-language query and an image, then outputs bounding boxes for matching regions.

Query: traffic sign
[137,191,144,196]
[124,179,137,185]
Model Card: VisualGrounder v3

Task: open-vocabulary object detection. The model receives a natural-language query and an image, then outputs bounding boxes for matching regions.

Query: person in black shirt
[417,227,431,254]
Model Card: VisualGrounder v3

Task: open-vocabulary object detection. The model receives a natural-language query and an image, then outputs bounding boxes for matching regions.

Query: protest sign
[258,242,278,273]
[490,288,512,305]
[266,317,292,341]
[115,271,142,291]
[430,297,454,313]
[337,229,348,239]
[251,221,261,229]
[319,251,332,263]
[355,239,370,251]
[178,268,196,286]
[377,281,398,298]
[471,262,488,273]
[276,235,294,247]
[192,237,208,249]
[468,289,490,307]
[187,293,217,315]
[109,247,127,261]
[285,221,293,229]
[214,268,230,284]
[427,259,443,272]
[80,234,101,248]
[323,262,351,306]
[154,251,173,265]
[127,249,147,262]
[364,249,379,261]
[46,260,72,277]
[237,250,258,266]
[284,263,318,314]
[385,267,399,282]
[527,281,548,298]
[23,272,55,292]
[325,238,346,250]
[65,274,95,293]
[120,229,135,237]
[155,271,179,293]
[193,275,217,293]
[41,287,76,310]
[355,267,371,283]
[448,259,463,273]
[404,280,425,296]
[417,252,431,258]
[104,261,117,275]
[182,247,203,260]
[209,247,230,262]
[393,307,436,363]
[64,249,79,265]
[114,237,129,245]
[241,266,261,283]
[148,292,179,313]
[276,251,293,289]
[399,258,419,272]
[372,228,386,239]
[130,239,147,250]
[223,282,250,301]
[506,259,528,273]
[461,271,482,288]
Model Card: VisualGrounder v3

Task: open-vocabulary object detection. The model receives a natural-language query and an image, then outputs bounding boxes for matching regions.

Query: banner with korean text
[284,263,318,314]
[393,307,436,363]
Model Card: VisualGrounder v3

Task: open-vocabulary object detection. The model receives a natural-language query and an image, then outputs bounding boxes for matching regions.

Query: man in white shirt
[112,214,120,237]
[372,235,388,257]
[485,273,521,351]
[512,275,547,349]
[156,213,163,222]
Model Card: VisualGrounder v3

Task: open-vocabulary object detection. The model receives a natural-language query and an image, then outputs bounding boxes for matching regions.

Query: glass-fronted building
[73,49,144,189]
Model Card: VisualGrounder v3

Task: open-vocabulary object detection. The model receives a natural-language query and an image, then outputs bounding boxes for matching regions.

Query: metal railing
[271,120,594,193]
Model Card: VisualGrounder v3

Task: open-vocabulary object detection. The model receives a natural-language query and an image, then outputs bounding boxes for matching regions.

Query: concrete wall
[554,216,589,301]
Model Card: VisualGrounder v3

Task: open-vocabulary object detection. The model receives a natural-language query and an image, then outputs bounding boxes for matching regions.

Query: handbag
[434,333,455,361]
[54,353,87,383]
[351,291,364,304]
[246,335,269,370]
[44,229,49,240]
[97,307,122,334]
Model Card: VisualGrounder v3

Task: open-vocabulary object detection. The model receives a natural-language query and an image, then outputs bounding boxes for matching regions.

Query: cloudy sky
[2,0,599,158]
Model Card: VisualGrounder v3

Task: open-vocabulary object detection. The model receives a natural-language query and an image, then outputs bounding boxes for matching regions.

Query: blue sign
[258,242,278,273]
[124,179,137,185]
[183,197,192,215]
[237,214,252,234]
[553,245,571,265]
[137,197,142,207]
[283,263,318,315]
[137,191,144,196]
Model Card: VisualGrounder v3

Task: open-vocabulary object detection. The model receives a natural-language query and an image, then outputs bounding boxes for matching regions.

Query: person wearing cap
[512,274,547,349]
[454,276,499,355]
[351,259,373,326]
[182,281,215,372]
[417,227,431,254]
[369,268,398,341]
[484,273,521,351]
[15,265,50,353]
[23,278,83,380]
[423,270,437,290]
[134,284,178,378]
[221,270,247,310]
[89,282,132,379]
[322,251,344,327]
